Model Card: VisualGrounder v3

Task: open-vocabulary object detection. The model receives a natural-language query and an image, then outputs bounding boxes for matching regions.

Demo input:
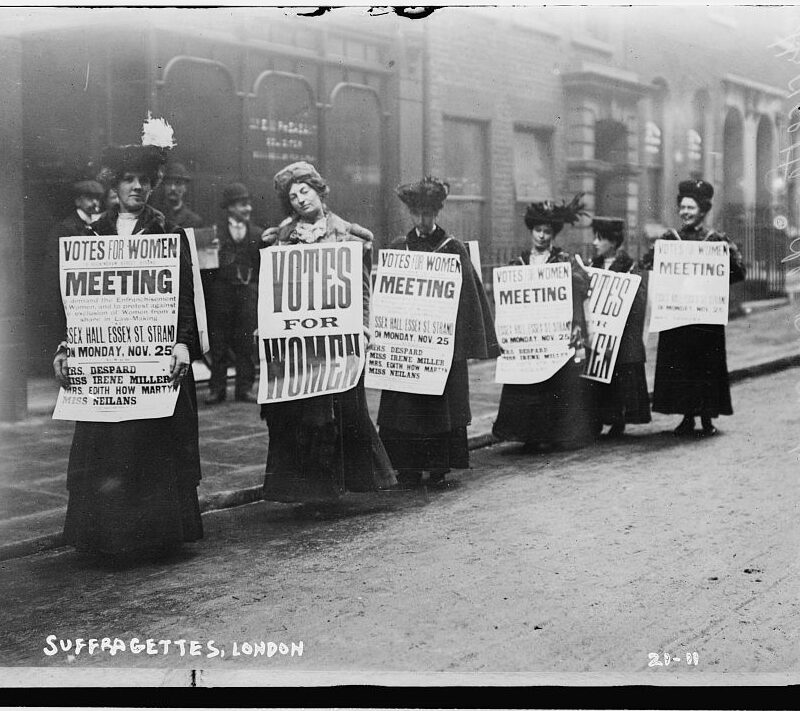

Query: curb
[3,352,798,563]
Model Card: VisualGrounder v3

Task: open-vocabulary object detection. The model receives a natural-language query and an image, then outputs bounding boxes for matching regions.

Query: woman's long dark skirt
[262,381,396,503]
[63,373,203,558]
[653,324,733,417]
[493,360,599,449]
[597,362,652,426]
[378,359,471,474]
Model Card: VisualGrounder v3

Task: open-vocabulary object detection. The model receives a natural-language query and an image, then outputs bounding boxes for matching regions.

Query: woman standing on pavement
[590,217,651,437]
[492,195,598,451]
[259,162,396,503]
[376,177,500,490]
[53,119,203,562]
[640,179,745,437]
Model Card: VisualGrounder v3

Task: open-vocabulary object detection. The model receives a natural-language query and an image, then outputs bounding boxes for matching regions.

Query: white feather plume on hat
[141,111,176,149]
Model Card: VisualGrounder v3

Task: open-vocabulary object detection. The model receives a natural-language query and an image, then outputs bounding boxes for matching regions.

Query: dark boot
[673,416,695,437]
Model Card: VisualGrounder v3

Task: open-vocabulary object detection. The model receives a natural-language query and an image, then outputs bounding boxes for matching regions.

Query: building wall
[418,6,800,280]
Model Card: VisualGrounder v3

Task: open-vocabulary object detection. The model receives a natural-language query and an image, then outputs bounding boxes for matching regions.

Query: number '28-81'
[648,652,699,666]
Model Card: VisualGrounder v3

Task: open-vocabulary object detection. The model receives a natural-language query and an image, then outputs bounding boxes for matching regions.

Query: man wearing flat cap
[158,162,204,230]
[205,182,264,404]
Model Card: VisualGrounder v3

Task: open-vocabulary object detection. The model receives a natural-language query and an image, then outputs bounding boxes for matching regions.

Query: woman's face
[593,235,616,259]
[679,197,705,229]
[288,182,324,220]
[530,223,555,253]
[412,209,438,235]
[116,171,152,213]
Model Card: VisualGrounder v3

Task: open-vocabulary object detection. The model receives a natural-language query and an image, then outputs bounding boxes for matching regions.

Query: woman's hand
[261,227,279,245]
[363,326,373,351]
[170,343,191,389]
[569,324,583,350]
[53,342,71,389]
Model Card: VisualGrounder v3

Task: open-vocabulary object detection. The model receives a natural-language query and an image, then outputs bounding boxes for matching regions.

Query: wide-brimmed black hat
[591,216,625,245]
[524,193,587,235]
[396,176,450,213]
[220,182,251,208]
[99,144,166,188]
[677,179,714,211]
[98,114,176,188]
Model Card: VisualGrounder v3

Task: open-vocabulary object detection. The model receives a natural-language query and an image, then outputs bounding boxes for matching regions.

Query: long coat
[640,224,745,417]
[492,245,599,448]
[590,249,651,425]
[376,226,500,474]
[260,210,396,503]
[63,205,203,557]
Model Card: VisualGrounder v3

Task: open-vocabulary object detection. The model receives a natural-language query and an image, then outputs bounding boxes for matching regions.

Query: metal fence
[721,205,786,301]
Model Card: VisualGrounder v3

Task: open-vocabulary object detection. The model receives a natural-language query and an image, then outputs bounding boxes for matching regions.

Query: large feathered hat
[99,113,176,188]
[396,176,450,213]
[591,216,625,246]
[524,193,588,235]
[677,178,714,212]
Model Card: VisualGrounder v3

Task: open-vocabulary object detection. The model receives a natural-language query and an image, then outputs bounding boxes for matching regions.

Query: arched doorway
[160,57,241,226]
[325,84,383,238]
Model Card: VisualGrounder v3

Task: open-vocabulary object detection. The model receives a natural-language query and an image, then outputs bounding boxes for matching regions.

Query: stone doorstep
[2,350,799,563]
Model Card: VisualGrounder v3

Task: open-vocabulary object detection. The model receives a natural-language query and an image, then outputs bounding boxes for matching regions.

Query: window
[513,127,554,203]
[440,117,488,243]
[513,126,554,244]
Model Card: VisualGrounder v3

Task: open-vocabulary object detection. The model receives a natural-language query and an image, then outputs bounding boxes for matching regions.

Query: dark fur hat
[524,193,588,235]
[677,179,714,212]
[273,161,329,215]
[591,216,625,246]
[396,176,450,213]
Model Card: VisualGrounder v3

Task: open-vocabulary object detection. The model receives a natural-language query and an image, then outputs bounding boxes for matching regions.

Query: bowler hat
[220,182,250,208]
[164,162,192,182]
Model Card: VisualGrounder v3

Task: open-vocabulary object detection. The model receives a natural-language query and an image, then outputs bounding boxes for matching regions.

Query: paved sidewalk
[1,299,797,560]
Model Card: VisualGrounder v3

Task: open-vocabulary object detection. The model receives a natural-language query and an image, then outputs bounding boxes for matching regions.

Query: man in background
[42,179,104,353]
[159,162,204,229]
[205,182,263,404]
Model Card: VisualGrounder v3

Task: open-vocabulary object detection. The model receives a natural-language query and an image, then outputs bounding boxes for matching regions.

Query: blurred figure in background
[205,182,263,404]
[42,179,104,359]
[159,162,204,229]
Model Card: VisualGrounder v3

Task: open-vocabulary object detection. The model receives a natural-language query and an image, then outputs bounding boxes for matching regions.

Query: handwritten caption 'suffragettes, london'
[43,635,304,659]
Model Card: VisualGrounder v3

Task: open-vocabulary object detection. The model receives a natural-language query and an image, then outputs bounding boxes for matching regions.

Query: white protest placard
[365,248,462,396]
[580,266,642,384]
[52,233,181,422]
[257,242,365,403]
[184,228,210,354]
[494,262,573,384]
[649,239,729,333]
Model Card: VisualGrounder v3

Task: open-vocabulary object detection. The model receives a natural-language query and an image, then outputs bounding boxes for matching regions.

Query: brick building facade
[404,6,800,296]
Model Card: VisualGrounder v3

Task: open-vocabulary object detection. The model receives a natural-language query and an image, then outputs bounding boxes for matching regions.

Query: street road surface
[1,368,798,680]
